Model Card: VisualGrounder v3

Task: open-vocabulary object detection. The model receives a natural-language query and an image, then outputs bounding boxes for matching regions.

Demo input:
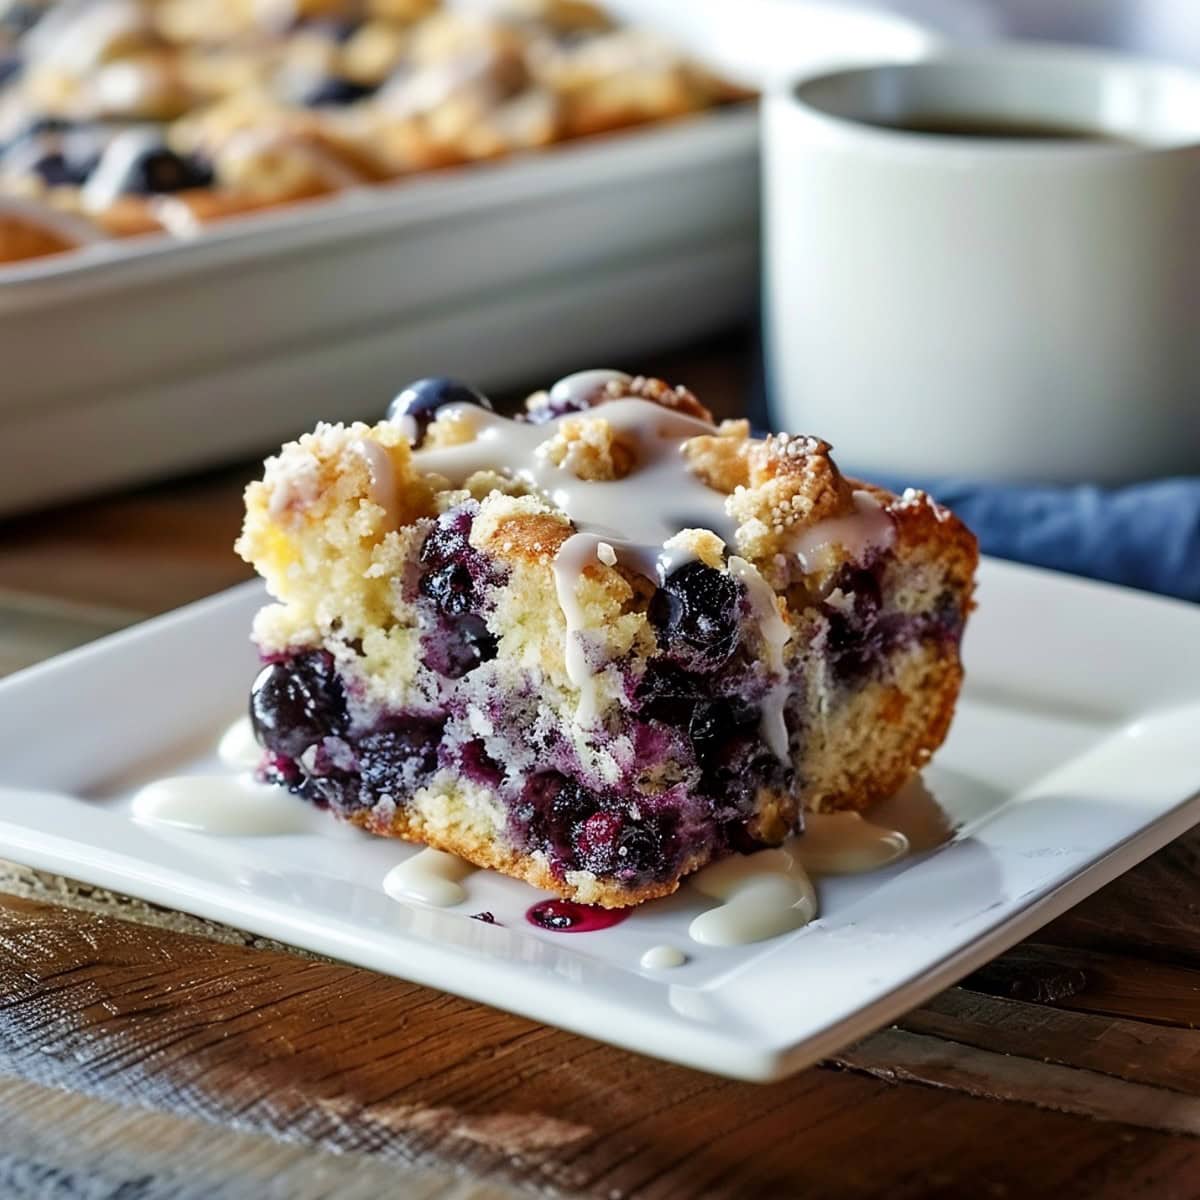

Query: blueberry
[551,779,601,836]
[416,504,504,678]
[578,810,622,857]
[614,823,663,877]
[29,150,88,186]
[1,117,66,155]
[633,661,702,729]
[302,76,377,106]
[451,614,497,678]
[387,378,494,445]
[514,773,677,884]
[249,651,348,761]
[457,738,503,788]
[21,116,72,138]
[124,146,214,194]
[1,122,100,186]
[419,506,475,567]
[420,561,474,616]
[649,562,741,666]
[0,2,42,36]
[824,566,887,682]
[687,698,728,747]
[357,721,442,793]
[687,697,756,760]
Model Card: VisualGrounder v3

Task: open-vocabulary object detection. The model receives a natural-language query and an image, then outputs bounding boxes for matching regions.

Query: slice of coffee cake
[237,370,977,907]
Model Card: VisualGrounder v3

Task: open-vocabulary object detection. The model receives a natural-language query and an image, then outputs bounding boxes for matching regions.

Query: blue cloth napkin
[859,473,1200,605]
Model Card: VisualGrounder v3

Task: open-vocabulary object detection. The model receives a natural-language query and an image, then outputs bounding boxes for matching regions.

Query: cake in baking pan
[0,0,746,262]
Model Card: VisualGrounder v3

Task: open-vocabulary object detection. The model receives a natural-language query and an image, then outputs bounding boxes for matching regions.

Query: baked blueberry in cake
[237,369,978,907]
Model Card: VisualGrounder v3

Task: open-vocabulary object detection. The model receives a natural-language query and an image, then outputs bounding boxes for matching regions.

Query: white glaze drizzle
[688,847,817,947]
[685,814,912,947]
[217,716,261,771]
[405,385,897,742]
[549,529,706,722]
[640,944,687,970]
[794,812,910,875]
[149,194,204,238]
[352,438,398,527]
[382,848,476,908]
[131,774,313,835]
[793,490,895,572]
[81,127,163,212]
[391,410,421,447]
[89,57,169,117]
[25,0,150,72]
[412,397,733,546]
[549,368,632,408]
[550,533,610,725]
[728,555,791,759]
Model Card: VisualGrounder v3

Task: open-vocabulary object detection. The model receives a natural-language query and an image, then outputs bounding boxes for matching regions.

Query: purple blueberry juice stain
[525,899,629,933]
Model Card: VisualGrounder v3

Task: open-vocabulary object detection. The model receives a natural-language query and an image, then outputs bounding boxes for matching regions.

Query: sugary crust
[729,434,853,566]
[681,419,752,494]
[872,484,980,624]
[470,494,573,566]
[621,375,713,423]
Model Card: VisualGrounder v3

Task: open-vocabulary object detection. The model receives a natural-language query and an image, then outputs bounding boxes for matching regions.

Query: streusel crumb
[728,433,852,562]
[537,416,636,481]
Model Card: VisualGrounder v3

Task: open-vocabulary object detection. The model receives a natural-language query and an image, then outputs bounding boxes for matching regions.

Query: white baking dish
[0,0,944,515]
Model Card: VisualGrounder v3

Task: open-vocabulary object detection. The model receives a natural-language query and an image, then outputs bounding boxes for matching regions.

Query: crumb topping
[536,415,636,481]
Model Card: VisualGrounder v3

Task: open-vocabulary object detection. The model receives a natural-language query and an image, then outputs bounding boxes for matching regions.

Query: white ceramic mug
[764,46,1200,483]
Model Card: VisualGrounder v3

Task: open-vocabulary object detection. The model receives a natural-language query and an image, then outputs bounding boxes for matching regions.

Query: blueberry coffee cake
[237,370,978,907]
[0,0,745,263]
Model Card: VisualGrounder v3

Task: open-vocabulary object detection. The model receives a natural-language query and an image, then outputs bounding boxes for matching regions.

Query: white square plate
[0,558,1197,1082]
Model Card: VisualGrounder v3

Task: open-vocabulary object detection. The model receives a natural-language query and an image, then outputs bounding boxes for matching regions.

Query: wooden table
[1,336,1198,1200]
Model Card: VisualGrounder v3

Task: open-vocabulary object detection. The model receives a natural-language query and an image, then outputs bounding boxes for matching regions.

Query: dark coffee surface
[868,112,1132,142]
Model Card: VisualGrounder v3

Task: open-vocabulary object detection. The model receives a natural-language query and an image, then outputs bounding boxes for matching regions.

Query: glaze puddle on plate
[383,848,477,907]
[131,773,315,836]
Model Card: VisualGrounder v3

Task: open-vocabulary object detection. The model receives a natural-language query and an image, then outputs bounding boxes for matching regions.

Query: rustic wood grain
[1,333,1198,1198]
[0,1073,521,1200]
[1,890,1198,1200]
[1039,833,1200,970]
[900,988,1200,1095]
[965,941,1200,1028]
